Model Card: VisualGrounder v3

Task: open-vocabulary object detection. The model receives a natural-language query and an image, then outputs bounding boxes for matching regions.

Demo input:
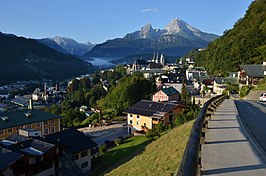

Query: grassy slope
[106,120,194,176]
[90,136,151,176]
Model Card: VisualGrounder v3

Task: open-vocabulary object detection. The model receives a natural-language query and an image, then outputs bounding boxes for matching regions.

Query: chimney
[28,99,33,110]
[263,61,266,66]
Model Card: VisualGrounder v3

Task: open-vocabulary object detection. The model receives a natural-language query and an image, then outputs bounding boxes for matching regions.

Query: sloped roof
[11,96,29,106]
[161,87,180,96]
[199,76,210,83]
[0,147,23,171]
[0,109,62,130]
[214,77,226,84]
[147,62,163,69]
[133,59,147,65]
[1,136,55,156]
[41,128,97,154]
[124,100,185,118]
[240,65,266,77]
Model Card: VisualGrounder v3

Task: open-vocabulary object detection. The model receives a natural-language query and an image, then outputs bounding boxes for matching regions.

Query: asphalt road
[92,127,128,146]
[235,100,266,154]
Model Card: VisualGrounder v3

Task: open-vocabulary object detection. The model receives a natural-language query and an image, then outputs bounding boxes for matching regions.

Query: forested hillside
[0,33,95,85]
[187,0,266,75]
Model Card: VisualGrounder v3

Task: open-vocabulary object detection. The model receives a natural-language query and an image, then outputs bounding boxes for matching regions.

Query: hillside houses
[155,73,184,92]
[152,87,180,102]
[124,100,185,134]
[0,128,97,175]
[0,108,62,139]
[239,62,266,88]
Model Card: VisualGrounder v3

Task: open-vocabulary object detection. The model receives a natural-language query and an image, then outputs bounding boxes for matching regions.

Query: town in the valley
[1,50,265,175]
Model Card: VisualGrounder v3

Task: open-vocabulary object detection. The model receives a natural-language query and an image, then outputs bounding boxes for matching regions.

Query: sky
[0,0,254,44]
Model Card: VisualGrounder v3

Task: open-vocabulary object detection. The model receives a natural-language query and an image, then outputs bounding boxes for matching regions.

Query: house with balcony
[239,62,266,88]
[124,100,185,134]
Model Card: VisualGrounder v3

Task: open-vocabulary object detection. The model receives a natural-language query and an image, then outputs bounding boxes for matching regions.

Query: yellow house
[0,109,62,139]
[124,100,185,134]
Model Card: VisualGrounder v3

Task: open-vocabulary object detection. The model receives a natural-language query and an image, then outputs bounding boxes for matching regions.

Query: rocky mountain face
[84,18,219,58]
[38,36,95,56]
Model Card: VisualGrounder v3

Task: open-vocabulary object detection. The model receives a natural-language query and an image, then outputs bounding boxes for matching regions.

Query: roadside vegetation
[106,120,194,176]
[254,78,266,90]
[238,78,266,98]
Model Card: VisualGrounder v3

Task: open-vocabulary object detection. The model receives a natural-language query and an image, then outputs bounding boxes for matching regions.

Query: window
[129,120,132,124]
[137,115,140,119]
[25,124,31,129]
[129,114,133,117]
[136,121,139,125]
[169,114,174,123]
[81,151,88,158]
[8,128,13,133]
[81,161,88,168]
[51,119,55,124]
[44,128,49,135]
[51,126,55,133]
[44,121,48,125]
[0,130,3,135]
[72,154,79,160]
[144,123,146,127]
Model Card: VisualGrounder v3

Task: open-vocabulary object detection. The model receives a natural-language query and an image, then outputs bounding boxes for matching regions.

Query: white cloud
[141,8,158,13]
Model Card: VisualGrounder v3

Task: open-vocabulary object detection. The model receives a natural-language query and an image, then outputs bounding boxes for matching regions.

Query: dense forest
[0,33,95,85]
[186,0,266,76]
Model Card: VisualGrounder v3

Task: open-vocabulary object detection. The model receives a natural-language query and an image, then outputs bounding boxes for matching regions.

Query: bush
[175,114,185,127]
[239,86,251,97]
[115,138,123,146]
[259,78,266,85]
[146,129,158,140]
[155,122,165,134]
[99,144,107,155]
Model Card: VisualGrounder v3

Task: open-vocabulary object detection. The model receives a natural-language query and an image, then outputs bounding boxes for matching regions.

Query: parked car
[259,93,266,102]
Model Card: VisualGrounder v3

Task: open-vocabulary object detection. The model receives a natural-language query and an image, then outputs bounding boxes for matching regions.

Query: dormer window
[1,116,8,122]
[24,113,31,118]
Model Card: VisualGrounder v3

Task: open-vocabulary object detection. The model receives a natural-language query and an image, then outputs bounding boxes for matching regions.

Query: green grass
[90,136,151,176]
[254,82,266,90]
[105,120,194,176]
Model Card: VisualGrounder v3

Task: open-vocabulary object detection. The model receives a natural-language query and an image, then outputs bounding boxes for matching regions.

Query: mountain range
[38,36,95,56]
[0,32,95,85]
[84,18,219,58]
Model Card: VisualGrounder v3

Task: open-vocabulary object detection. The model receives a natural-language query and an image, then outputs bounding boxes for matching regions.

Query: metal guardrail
[176,95,226,176]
